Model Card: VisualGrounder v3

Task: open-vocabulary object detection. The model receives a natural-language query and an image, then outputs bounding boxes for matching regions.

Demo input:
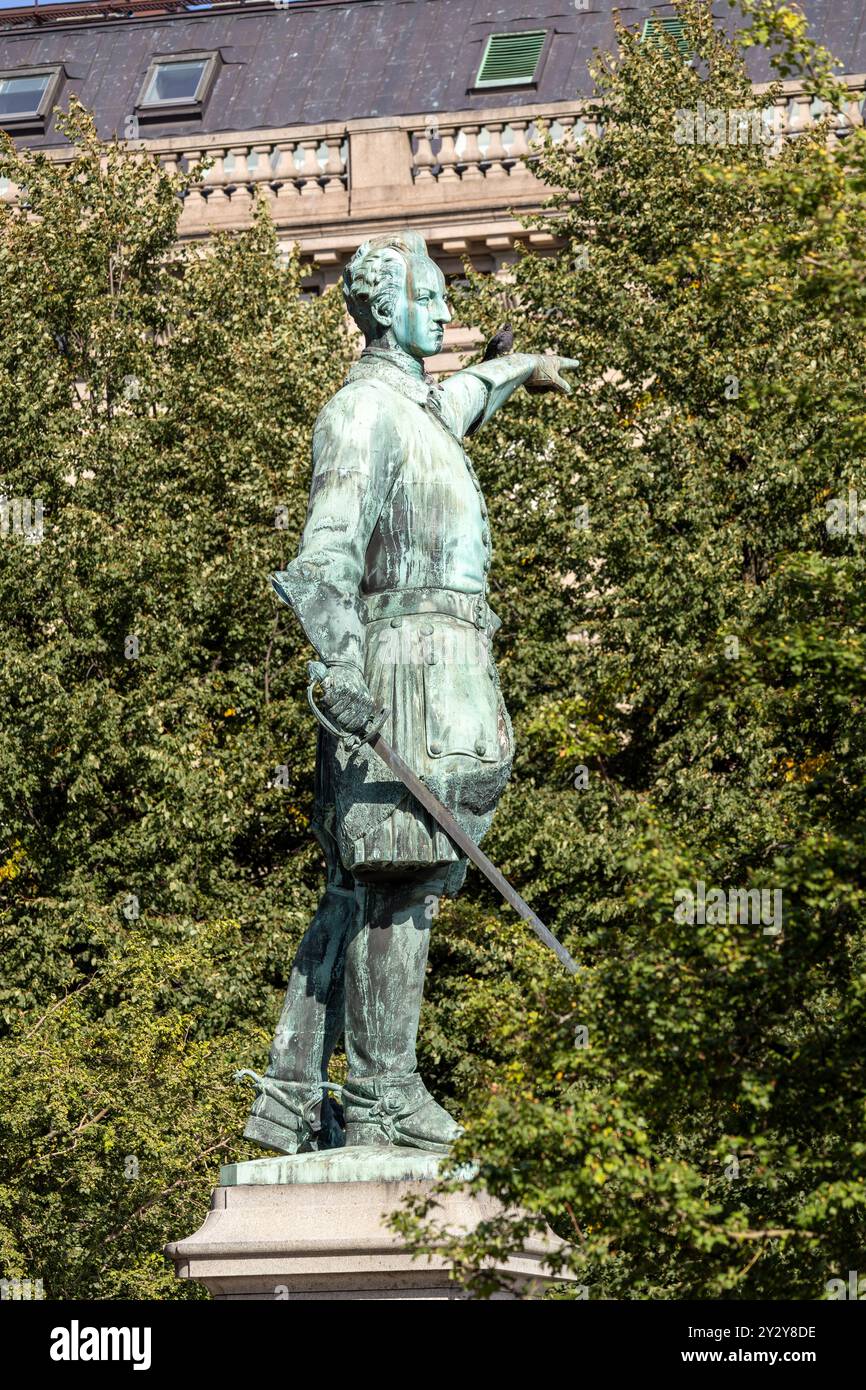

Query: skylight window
[475,31,547,89]
[137,53,219,119]
[0,67,63,131]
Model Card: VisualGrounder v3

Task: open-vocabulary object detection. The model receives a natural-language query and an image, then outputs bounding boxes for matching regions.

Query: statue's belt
[362,586,501,637]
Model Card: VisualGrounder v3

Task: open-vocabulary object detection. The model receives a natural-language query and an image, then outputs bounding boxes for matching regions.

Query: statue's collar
[346,344,436,406]
[361,343,429,380]
[345,344,461,440]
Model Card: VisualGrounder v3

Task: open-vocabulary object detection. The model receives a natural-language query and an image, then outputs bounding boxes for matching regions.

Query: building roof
[0,0,863,148]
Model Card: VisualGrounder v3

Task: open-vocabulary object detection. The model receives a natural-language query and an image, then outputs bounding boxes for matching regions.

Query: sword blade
[368,731,579,976]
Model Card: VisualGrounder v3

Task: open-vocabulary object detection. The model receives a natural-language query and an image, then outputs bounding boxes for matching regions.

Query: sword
[306,661,579,976]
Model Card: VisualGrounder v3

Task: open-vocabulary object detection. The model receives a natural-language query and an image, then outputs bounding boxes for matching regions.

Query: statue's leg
[241,832,354,1155]
[341,865,462,1153]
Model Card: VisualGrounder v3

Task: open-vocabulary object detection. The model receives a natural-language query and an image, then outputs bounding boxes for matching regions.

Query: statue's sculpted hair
[342,231,429,341]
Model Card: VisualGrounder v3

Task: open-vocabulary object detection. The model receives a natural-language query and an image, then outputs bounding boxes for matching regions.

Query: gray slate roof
[0,0,863,148]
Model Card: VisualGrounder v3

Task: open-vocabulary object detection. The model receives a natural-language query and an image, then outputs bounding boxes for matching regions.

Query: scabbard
[367,731,579,977]
[306,659,579,976]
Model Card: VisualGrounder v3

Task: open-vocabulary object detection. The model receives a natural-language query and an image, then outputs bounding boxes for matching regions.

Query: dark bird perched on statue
[482,322,514,360]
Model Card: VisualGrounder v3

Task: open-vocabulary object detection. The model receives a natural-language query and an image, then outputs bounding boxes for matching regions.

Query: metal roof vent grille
[640,16,691,57]
[475,30,546,88]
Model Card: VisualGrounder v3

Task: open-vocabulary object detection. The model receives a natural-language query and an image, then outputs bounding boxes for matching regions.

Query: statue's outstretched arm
[439,353,580,437]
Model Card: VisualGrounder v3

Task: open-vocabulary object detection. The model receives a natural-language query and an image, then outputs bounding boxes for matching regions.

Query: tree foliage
[0,103,354,1297]
[397,0,866,1299]
[1,0,865,1301]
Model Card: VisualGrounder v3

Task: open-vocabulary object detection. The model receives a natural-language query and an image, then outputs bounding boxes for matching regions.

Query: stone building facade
[0,0,864,367]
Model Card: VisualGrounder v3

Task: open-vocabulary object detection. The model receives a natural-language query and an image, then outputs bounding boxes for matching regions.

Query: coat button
[475,740,487,756]
[420,622,433,635]
[481,530,489,545]
[390,616,402,628]
[430,740,442,755]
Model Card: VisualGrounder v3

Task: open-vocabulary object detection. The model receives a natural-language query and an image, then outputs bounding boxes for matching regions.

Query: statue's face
[386,254,451,359]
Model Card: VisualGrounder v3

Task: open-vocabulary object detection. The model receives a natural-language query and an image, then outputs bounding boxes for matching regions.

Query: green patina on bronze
[236,231,577,1156]
[220,1146,477,1188]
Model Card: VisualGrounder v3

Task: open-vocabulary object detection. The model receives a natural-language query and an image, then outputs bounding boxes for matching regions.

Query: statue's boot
[341,1072,460,1154]
[239,870,354,1155]
[342,870,462,1153]
[238,1073,345,1154]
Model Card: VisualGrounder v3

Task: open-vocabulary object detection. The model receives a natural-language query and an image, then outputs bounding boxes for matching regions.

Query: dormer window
[474,31,547,90]
[641,17,692,59]
[0,66,63,134]
[137,52,219,123]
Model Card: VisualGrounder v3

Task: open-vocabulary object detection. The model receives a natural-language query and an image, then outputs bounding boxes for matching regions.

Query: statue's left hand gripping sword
[306,660,579,977]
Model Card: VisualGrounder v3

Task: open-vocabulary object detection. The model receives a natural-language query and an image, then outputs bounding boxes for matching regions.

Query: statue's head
[342,231,451,360]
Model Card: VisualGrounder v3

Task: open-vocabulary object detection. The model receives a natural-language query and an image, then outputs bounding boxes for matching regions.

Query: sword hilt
[306,660,388,750]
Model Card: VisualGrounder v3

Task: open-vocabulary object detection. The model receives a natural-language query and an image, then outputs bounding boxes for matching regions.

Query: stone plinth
[165,1147,565,1300]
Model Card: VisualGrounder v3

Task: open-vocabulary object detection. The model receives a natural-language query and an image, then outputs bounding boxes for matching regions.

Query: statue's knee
[351,862,459,932]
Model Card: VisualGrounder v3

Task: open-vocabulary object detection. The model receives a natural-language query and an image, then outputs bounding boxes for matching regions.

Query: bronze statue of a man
[240,231,577,1154]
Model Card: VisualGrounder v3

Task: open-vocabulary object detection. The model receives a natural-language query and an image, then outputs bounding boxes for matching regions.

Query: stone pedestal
[166,1147,565,1300]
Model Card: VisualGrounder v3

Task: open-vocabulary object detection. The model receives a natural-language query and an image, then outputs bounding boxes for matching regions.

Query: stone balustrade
[408,108,602,187]
[405,82,865,187]
[1,78,863,287]
[166,129,349,230]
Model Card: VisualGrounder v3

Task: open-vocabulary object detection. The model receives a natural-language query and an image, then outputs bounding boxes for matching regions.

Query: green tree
[2,0,865,1302]
[0,103,353,1297]
[397,0,866,1299]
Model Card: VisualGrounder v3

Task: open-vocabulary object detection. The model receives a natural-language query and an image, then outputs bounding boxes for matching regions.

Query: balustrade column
[556,115,578,147]
[580,108,601,141]
[786,93,812,137]
[484,121,508,177]
[180,148,209,224]
[270,141,301,220]
[250,143,276,206]
[322,136,345,194]
[227,146,253,218]
[436,128,460,183]
[460,124,484,181]
[507,119,531,161]
[412,129,437,183]
[298,139,323,198]
[505,118,536,181]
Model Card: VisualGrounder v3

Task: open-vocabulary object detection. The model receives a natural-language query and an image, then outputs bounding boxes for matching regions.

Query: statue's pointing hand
[525,355,581,396]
